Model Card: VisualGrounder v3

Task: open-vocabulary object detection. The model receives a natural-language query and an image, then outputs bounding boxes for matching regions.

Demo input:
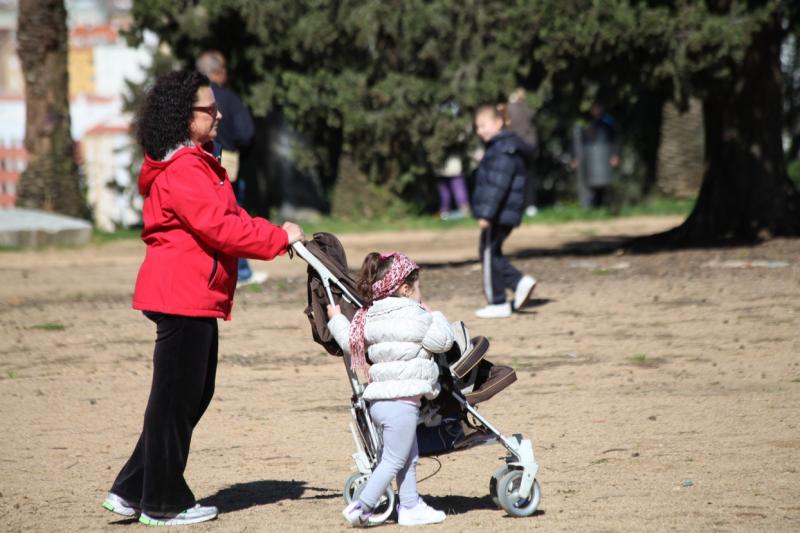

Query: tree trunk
[663,13,800,244]
[17,0,87,218]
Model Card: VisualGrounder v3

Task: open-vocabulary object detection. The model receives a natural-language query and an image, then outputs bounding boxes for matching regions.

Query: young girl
[326,252,453,527]
[472,103,538,319]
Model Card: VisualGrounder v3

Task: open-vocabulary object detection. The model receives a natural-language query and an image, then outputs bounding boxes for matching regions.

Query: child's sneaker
[102,492,140,517]
[475,302,512,318]
[342,500,372,527]
[513,275,537,311]
[397,498,446,526]
[138,504,218,526]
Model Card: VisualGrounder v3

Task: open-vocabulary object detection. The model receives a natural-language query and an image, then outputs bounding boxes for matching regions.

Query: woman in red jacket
[101,70,304,526]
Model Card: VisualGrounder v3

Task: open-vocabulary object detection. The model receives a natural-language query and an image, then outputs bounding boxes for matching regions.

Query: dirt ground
[1,215,798,532]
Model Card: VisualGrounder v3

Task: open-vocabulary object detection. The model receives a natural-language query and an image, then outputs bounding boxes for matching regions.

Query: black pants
[480,224,523,305]
[110,313,218,514]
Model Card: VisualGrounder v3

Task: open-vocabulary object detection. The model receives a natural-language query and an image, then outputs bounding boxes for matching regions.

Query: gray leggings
[358,400,420,510]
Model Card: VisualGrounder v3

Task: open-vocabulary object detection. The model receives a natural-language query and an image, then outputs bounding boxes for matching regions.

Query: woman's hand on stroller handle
[327,304,341,319]
[282,221,305,245]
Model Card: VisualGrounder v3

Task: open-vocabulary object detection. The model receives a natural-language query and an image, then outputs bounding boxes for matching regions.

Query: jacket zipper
[208,253,218,285]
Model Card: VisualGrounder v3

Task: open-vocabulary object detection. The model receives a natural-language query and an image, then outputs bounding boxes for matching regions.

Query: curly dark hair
[136,70,210,160]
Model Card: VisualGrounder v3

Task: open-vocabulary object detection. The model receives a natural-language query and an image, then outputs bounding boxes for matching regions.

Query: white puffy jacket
[327,297,455,401]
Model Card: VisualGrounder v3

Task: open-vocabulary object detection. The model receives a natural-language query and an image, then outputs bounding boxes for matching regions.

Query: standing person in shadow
[506,88,539,218]
[196,50,266,288]
[571,103,620,208]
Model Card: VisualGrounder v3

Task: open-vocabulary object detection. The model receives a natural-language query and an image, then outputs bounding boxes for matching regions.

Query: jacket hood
[138,144,200,196]
[487,130,536,162]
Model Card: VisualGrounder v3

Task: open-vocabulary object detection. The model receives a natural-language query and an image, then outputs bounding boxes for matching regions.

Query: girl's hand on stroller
[282,221,305,244]
[478,218,490,229]
[326,304,341,319]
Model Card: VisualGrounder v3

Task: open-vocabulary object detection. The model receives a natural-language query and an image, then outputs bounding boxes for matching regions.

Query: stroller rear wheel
[497,470,541,517]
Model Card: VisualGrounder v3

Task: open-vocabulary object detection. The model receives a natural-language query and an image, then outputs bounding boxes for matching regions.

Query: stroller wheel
[345,473,397,526]
[497,470,541,517]
[343,472,368,504]
[366,485,396,526]
[489,465,510,508]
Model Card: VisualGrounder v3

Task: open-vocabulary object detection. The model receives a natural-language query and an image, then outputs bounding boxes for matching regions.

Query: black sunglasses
[192,103,218,117]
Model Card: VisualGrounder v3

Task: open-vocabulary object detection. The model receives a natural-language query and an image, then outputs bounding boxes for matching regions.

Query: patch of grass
[85,197,693,240]
[627,353,665,368]
[243,283,264,293]
[6,370,16,378]
[92,228,141,244]
[29,322,66,331]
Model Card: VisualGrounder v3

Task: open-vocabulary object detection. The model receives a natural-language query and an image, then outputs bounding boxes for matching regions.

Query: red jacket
[132,143,288,320]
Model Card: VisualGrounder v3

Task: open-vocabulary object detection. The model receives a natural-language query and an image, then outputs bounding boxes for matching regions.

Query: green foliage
[126,0,799,212]
[127,0,533,202]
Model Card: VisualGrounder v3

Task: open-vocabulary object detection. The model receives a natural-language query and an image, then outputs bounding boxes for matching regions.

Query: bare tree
[17,0,86,218]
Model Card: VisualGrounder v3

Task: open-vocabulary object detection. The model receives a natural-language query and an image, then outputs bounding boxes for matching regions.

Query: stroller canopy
[302,232,363,357]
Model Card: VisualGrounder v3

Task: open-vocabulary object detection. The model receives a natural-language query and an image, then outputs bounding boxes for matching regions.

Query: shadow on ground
[419,235,632,270]
[424,493,546,518]
[199,479,338,513]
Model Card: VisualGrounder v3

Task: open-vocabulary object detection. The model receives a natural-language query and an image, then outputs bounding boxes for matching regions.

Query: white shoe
[513,275,537,311]
[139,504,218,526]
[342,500,371,527]
[397,498,446,526]
[102,492,140,517]
[236,270,268,289]
[475,302,512,319]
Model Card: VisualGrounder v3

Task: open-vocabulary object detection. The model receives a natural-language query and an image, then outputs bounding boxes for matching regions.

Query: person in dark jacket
[196,51,265,287]
[101,70,304,526]
[472,104,538,319]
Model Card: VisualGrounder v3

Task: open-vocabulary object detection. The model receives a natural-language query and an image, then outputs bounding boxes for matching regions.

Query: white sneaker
[513,275,537,311]
[236,270,268,289]
[397,498,446,526]
[102,492,140,517]
[475,302,512,319]
[139,504,218,526]
[342,500,371,527]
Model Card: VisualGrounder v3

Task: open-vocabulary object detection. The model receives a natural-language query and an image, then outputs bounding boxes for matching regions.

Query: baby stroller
[293,233,541,524]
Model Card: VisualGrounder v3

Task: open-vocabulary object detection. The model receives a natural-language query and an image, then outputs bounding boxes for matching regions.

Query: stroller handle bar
[292,241,363,308]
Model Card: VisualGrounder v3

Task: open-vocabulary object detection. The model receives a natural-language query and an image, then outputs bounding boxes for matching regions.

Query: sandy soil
[0,216,798,532]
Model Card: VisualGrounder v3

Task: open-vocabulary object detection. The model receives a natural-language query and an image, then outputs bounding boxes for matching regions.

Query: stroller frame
[293,241,541,519]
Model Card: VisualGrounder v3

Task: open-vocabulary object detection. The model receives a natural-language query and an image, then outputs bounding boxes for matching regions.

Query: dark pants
[110,313,219,514]
[480,224,522,305]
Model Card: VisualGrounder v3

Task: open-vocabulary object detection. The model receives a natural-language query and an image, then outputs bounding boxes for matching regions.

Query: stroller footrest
[464,364,517,404]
